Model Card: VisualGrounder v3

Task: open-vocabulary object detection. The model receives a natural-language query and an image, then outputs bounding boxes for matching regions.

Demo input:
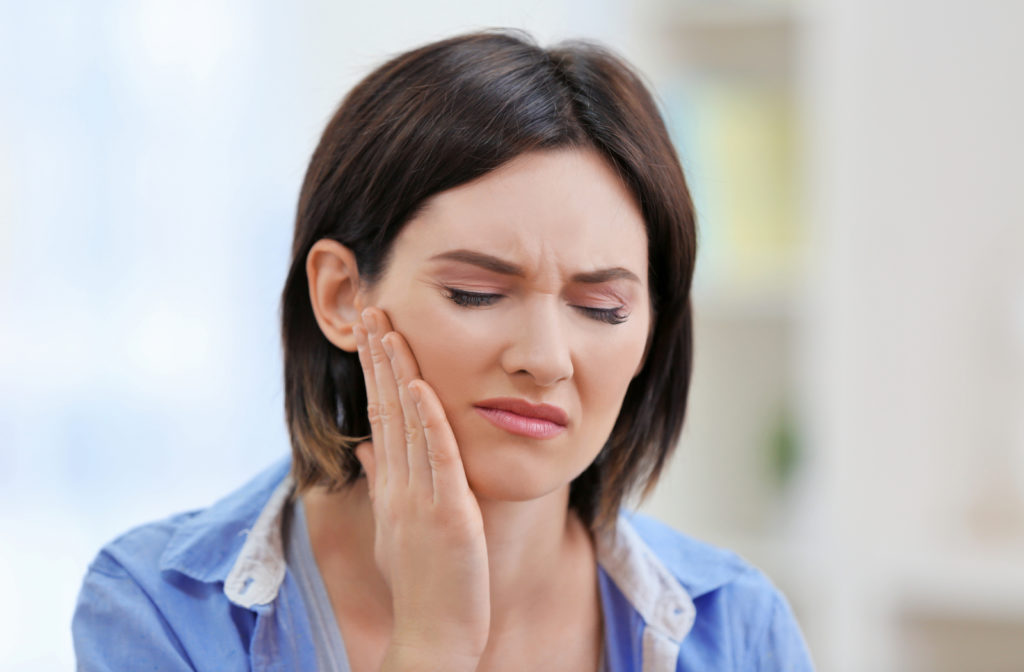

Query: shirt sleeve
[72,551,195,672]
[748,590,815,672]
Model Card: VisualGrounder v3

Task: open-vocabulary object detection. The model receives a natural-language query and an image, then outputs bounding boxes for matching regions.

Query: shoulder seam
[87,550,133,579]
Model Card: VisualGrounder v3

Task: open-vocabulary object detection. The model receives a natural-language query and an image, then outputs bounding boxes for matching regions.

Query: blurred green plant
[767,403,800,490]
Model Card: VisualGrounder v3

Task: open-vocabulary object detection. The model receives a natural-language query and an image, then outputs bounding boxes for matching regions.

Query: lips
[474,398,569,425]
[473,398,569,439]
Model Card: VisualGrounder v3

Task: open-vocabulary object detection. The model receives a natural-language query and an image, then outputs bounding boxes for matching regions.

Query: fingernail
[381,335,395,359]
[362,309,377,335]
[408,383,421,404]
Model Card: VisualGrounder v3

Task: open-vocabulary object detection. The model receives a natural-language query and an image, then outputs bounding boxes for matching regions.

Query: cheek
[384,297,480,401]
[577,323,649,421]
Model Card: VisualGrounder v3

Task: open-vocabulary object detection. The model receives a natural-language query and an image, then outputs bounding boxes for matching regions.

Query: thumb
[353,440,376,499]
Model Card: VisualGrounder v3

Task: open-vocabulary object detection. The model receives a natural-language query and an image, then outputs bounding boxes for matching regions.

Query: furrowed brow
[429,249,526,276]
[571,267,641,284]
[429,249,641,284]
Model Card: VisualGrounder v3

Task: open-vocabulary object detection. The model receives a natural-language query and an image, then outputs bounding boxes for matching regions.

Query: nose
[500,298,574,387]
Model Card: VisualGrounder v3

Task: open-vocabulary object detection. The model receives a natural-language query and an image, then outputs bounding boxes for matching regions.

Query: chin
[459,442,588,504]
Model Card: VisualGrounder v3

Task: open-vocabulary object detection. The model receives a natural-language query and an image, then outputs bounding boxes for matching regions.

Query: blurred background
[1,0,1022,670]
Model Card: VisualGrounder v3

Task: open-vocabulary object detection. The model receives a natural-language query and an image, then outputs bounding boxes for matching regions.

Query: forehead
[393,149,649,276]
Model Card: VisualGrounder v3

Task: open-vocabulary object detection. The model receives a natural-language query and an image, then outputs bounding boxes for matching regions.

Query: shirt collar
[158,456,292,586]
[595,515,696,644]
[159,456,746,643]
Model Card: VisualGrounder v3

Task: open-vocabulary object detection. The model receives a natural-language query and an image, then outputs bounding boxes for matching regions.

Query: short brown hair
[280,30,696,530]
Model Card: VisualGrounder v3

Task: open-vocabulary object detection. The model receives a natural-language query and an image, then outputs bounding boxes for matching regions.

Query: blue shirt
[72,456,814,671]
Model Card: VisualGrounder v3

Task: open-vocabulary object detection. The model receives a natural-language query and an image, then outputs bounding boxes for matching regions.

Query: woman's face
[360,148,651,503]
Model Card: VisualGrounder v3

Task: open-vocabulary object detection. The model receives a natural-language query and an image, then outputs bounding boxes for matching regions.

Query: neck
[475,485,582,630]
[302,478,593,636]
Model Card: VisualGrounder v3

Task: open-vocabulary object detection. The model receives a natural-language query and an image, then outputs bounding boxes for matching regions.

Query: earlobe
[306,239,364,352]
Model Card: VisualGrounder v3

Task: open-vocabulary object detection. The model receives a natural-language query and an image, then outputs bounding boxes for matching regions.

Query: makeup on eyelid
[441,286,630,324]
[569,287,633,310]
[430,269,636,308]
[430,260,638,297]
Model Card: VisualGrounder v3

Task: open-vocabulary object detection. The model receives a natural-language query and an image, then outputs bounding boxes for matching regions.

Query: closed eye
[446,287,629,325]
[444,287,502,307]
[575,306,629,325]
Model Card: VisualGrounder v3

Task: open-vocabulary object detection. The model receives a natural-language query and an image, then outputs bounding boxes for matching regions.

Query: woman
[73,30,814,671]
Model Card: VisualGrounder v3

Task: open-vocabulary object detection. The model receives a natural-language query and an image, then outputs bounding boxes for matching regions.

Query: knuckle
[404,425,421,445]
[376,399,399,423]
[427,446,454,470]
[366,403,383,425]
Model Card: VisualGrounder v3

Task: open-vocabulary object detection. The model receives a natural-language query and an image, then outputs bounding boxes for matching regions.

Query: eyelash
[444,288,629,325]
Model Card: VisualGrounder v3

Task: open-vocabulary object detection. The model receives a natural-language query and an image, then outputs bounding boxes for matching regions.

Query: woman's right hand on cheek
[353,307,490,671]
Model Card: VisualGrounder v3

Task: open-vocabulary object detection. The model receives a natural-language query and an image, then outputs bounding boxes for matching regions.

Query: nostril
[500,315,574,385]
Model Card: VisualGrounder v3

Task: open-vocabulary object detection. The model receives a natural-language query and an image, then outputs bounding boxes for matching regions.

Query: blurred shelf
[890,546,1024,620]
[719,532,1024,621]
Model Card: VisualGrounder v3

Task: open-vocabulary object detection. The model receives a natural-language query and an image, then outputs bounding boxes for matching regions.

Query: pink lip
[473,398,569,439]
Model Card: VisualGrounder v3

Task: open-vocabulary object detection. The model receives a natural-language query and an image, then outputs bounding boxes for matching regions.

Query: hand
[353,307,491,669]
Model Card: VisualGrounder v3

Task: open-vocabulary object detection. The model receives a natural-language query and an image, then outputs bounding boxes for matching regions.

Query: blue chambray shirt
[72,457,814,671]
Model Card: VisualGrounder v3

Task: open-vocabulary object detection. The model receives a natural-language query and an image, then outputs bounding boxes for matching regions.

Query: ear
[306,239,366,353]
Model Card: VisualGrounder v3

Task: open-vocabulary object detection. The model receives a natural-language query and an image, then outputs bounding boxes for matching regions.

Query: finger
[408,379,472,507]
[354,322,387,490]
[352,441,376,500]
[364,308,410,487]
[381,331,432,495]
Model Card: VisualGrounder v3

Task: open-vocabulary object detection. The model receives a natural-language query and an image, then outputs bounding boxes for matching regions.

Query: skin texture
[303,148,651,671]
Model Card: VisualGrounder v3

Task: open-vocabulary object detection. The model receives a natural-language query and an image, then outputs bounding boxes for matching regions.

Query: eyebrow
[428,249,641,284]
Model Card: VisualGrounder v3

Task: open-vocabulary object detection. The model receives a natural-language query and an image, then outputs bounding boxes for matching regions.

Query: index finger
[354,322,387,490]
[408,380,473,508]
[364,308,410,487]
[380,330,431,489]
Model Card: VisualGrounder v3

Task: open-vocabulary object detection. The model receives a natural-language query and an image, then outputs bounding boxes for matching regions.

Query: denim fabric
[72,456,814,671]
